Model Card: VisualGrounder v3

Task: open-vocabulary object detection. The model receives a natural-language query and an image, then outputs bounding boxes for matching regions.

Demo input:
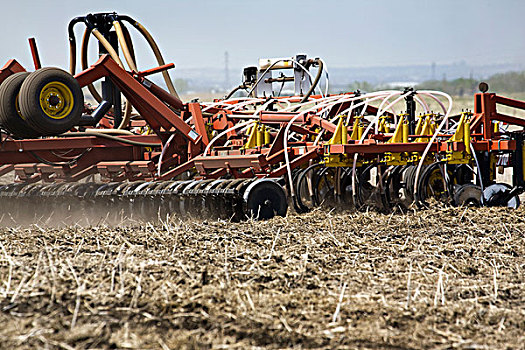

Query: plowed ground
[0,207,524,349]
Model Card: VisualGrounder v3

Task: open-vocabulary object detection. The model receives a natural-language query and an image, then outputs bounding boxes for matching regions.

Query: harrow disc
[383,165,407,209]
[400,165,417,205]
[0,176,290,225]
[415,162,452,207]
[243,179,287,220]
[179,180,204,217]
[354,164,387,211]
[201,179,228,218]
[313,167,338,207]
[453,184,482,207]
[482,183,520,209]
[294,164,322,213]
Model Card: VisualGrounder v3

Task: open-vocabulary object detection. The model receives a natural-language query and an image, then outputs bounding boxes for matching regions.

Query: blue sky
[0,0,523,72]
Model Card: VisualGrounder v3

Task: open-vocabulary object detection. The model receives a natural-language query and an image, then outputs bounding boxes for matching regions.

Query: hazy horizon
[0,1,523,71]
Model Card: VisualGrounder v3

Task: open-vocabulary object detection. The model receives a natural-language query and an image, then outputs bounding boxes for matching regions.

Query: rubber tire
[19,67,83,136]
[0,72,40,138]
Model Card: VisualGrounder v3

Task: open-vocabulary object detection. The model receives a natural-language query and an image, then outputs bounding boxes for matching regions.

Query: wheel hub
[39,81,74,119]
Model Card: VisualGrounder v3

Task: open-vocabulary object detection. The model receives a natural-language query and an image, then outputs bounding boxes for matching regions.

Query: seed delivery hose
[68,13,181,130]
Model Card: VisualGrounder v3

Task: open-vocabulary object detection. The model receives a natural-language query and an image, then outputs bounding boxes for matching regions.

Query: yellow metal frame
[446,112,472,164]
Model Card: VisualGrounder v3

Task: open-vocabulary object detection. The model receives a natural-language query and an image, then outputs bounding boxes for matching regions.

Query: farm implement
[0,12,524,224]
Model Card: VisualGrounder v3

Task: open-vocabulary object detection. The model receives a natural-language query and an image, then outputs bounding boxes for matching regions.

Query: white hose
[351,91,411,203]
[412,91,453,203]
[283,91,396,196]
[201,97,264,112]
[470,142,485,205]
[157,133,176,177]
[204,120,255,156]
[203,99,276,156]
[414,95,430,114]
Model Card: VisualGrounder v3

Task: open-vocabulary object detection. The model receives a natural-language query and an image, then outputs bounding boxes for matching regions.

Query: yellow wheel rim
[15,93,26,120]
[39,81,74,120]
[426,167,455,197]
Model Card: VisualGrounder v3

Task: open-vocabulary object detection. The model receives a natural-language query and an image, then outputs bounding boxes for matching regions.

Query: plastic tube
[203,120,255,156]
[203,99,276,156]
[470,142,485,204]
[283,92,373,196]
[83,128,134,135]
[412,91,453,204]
[201,97,264,112]
[60,131,161,147]
[157,133,176,177]
[414,95,429,114]
[419,92,447,115]
[350,91,411,203]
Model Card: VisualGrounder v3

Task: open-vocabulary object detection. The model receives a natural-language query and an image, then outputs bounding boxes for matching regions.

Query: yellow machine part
[244,122,270,149]
[446,112,472,164]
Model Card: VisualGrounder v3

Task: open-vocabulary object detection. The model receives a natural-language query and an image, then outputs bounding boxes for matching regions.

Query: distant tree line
[347,71,525,96]
[416,77,477,96]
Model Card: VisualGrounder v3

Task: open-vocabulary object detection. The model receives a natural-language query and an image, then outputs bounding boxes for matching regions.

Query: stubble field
[0,206,523,349]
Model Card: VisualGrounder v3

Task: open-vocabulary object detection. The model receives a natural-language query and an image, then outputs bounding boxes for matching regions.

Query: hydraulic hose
[225,85,245,100]
[120,23,137,64]
[81,26,133,129]
[68,16,85,75]
[113,21,137,71]
[112,20,137,129]
[119,15,180,99]
[69,13,180,130]
[91,28,124,68]
[298,59,323,105]
[80,28,102,103]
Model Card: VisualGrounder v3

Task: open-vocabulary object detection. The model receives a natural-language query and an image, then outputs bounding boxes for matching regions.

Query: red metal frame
[0,59,26,83]
[0,53,524,186]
